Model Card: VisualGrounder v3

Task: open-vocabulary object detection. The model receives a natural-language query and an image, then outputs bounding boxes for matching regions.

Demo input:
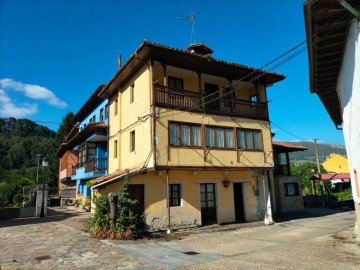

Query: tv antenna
[176,10,196,45]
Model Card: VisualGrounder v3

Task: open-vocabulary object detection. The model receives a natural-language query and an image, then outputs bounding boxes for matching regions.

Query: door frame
[197,180,219,225]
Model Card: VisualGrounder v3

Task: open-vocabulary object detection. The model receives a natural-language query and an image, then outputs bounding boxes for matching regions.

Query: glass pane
[225,129,233,148]
[200,184,205,192]
[254,131,261,149]
[169,124,179,145]
[201,201,206,208]
[192,126,201,146]
[205,128,215,147]
[181,125,191,146]
[207,193,214,201]
[208,201,215,207]
[215,128,224,147]
[245,131,254,149]
[237,130,245,149]
[207,184,213,192]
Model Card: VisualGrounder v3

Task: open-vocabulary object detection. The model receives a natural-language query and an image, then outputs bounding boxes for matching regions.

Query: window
[250,95,258,105]
[114,140,118,158]
[130,84,134,103]
[100,108,104,121]
[78,142,96,167]
[105,104,109,120]
[168,76,183,90]
[92,115,96,123]
[205,126,234,148]
[284,183,299,196]
[236,129,262,150]
[169,184,181,207]
[130,131,135,152]
[114,99,118,116]
[169,122,201,147]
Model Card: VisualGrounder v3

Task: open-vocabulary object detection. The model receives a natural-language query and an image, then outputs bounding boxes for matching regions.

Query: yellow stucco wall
[108,64,152,174]
[96,170,261,230]
[155,108,273,168]
[322,153,349,173]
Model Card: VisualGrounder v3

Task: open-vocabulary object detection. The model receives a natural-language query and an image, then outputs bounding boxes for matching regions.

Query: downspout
[166,169,171,234]
[150,59,156,170]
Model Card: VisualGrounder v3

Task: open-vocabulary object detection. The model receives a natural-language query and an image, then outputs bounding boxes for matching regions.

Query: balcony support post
[285,152,291,176]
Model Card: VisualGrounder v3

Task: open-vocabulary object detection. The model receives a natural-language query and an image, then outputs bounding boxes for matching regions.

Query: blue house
[57,85,108,202]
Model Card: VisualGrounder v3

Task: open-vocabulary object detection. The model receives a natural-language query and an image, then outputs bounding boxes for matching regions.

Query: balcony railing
[274,165,291,176]
[154,85,269,120]
[71,157,107,175]
[84,157,107,173]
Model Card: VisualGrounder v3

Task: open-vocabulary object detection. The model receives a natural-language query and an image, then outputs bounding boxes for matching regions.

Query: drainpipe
[166,169,171,234]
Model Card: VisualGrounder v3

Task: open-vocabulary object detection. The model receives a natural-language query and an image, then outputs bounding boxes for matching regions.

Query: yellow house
[91,41,285,231]
[322,153,349,174]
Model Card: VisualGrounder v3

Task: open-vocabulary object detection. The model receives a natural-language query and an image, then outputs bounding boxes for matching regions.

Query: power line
[270,121,309,141]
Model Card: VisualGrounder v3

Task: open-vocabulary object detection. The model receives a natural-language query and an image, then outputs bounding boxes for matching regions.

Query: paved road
[1,207,359,269]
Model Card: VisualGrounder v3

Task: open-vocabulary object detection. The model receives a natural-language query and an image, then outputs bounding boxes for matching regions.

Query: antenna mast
[176,10,196,45]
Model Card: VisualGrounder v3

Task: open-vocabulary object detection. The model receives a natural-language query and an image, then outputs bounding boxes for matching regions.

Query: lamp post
[40,158,48,218]
[36,154,41,184]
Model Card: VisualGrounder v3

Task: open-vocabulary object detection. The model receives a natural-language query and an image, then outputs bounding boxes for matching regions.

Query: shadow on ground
[274,207,354,223]
[0,207,90,229]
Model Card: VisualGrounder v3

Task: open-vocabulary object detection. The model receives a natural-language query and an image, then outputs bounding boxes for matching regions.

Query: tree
[291,162,327,196]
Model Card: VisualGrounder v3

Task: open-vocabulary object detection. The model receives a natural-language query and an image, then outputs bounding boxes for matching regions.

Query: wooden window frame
[169,121,202,148]
[130,131,135,152]
[169,184,181,207]
[114,140,118,158]
[130,84,134,104]
[284,182,300,196]
[168,76,184,90]
[205,125,235,150]
[114,99,118,116]
[236,128,263,151]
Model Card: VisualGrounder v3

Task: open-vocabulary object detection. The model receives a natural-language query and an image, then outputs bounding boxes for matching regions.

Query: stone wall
[274,176,304,213]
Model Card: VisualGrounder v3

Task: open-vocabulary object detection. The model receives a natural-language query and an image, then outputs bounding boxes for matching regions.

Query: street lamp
[40,158,48,218]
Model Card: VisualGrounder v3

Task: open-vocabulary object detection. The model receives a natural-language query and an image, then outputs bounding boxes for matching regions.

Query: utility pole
[314,139,325,206]
[36,154,41,184]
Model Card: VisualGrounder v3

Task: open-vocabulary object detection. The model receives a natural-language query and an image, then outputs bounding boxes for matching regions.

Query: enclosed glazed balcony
[154,84,269,120]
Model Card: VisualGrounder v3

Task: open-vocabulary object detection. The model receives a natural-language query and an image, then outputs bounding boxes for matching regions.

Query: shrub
[13,194,24,207]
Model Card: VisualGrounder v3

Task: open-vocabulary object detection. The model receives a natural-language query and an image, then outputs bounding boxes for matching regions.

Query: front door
[233,183,245,222]
[200,183,217,225]
[128,184,144,216]
[204,83,220,111]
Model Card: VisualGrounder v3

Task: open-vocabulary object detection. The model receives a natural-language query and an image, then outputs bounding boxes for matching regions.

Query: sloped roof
[73,84,106,122]
[311,172,350,180]
[272,141,308,153]
[304,0,357,127]
[100,40,285,98]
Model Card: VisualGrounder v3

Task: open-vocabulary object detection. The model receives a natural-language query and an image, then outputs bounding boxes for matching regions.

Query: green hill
[288,141,346,163]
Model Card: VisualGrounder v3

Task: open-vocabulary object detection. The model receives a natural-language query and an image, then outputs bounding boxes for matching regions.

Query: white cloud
[0,89,38,117]
[0,78,67,109]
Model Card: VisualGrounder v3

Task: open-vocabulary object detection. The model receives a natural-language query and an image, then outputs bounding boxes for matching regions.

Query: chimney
[186,43,214,56]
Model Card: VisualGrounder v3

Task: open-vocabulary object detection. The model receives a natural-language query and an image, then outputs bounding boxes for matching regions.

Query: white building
[304,0,360,242]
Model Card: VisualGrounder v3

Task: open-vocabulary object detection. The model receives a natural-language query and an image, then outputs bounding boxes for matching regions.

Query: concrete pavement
[1,207,359,269]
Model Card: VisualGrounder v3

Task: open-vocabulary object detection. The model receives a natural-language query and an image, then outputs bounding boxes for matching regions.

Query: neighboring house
[57,85,109,203]
[91,40,285,231]
[272,141,307,213]
[304,0,360,242]
[311,173,351,193]
[322,153,349,173]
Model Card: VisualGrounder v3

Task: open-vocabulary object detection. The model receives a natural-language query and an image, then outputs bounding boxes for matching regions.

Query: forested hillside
[0,115,73,190]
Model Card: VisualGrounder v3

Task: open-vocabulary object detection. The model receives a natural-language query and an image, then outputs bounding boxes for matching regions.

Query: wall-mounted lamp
[222,177,231,188]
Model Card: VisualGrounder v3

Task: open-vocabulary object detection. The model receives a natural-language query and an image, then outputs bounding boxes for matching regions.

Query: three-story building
[90,41,285,231]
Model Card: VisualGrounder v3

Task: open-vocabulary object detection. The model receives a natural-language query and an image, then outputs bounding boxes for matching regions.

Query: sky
[0,0,345,144]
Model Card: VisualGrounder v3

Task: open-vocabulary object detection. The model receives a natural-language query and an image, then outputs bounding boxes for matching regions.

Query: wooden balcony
[274,164,291,176]
[84,157,107,173]
[72,157,107,175]
[154,85,269,120]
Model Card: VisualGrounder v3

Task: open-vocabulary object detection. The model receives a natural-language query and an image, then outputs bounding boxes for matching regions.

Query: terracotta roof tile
[272,141,308,152]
